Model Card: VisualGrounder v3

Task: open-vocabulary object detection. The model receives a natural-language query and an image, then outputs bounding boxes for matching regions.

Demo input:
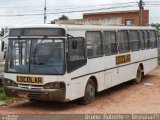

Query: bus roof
[10,24,156,31]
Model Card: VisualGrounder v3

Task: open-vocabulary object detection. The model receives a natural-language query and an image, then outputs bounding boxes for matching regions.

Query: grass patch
[158,58,160,66]
[0,86,18,104]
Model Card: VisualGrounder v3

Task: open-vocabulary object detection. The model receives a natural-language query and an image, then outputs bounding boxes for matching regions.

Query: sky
[0,0,160,28]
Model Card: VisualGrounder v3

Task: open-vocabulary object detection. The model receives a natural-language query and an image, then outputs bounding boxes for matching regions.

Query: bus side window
[144,30,150,49]
[149,30,157,48]
[117,30,130,53]
[129,30,140,51]
[139,30,145,50]
[67,37,87,73]
[86,31,103,58]
[103,31,117,55]
[68,37,85,61]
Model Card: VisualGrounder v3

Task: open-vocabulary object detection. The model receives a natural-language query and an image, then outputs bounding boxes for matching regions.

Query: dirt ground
[1,67,160,114]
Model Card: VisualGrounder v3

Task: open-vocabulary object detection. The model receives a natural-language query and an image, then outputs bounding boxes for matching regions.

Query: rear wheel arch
[139,63,144,71]
[134,63,144,84]
[139,63,144,77]
[79,76,97,104]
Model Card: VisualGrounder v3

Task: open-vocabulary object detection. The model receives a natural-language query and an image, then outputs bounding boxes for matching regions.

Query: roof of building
[83,9,149,16]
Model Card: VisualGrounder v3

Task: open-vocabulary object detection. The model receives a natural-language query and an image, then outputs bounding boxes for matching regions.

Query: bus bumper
[4,86,66,102]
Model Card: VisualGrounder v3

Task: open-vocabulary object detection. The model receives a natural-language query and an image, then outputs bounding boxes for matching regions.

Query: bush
[0,86,7,100]
[0,79,4,87]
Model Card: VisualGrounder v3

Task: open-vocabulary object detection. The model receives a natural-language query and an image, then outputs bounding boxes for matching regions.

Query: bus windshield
[5,38,65,75]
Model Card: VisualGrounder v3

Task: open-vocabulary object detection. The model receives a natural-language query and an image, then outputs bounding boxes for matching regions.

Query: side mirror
[1,41,4,51]
[72,40,77,49]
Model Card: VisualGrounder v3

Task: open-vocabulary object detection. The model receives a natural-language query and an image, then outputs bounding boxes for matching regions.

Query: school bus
[4,24,158,104]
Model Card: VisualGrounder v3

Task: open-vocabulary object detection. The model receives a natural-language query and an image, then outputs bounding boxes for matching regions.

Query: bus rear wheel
[80,79,95,105]
[134,66,142,84]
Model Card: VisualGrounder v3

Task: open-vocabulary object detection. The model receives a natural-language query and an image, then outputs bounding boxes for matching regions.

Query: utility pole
[138,0,145,26]
[44,0,47,23]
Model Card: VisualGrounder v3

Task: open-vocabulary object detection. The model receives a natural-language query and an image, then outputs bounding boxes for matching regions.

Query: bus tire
[134,66,142,84]
[80,79,95,105]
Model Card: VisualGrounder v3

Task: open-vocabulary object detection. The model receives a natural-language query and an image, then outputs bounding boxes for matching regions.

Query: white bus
[4,24,158,104]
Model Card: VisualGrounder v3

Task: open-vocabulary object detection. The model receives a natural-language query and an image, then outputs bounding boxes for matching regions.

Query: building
[83,10,149,26]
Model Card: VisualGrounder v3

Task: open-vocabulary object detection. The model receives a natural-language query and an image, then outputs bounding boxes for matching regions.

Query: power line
[0,1,159,13]
[0,4,137,17]
[0,2,137,14]
[0,1,158,22]
[47,2,137,12]
[47,2,137,8]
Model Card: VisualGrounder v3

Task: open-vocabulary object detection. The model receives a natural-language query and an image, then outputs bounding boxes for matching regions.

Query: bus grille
[28,92,41,99]
[19,84,43,90]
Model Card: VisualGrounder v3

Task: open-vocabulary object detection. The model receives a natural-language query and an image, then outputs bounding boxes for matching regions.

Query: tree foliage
[0,27,8,36]
[58,15,69,20]
[51,14,69,24]
[150,23,160,37]
[0,28,4,36]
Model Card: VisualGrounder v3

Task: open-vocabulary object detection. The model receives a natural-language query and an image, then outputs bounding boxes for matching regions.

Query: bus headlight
[43,82,65,89]
[5,79,18,87]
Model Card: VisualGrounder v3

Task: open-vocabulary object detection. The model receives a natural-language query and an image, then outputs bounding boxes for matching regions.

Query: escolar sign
[17,76,43,85]
[116,54,131,65]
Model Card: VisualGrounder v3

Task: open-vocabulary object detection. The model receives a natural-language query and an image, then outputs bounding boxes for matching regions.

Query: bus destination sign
[9,28,65,37]
[116,54,131,65]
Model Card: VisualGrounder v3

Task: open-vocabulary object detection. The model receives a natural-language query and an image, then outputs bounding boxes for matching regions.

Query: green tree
[150,23,160,37]
[58,15,69,20]
[0,27,8,36]
[0,28,4,36]
[51,15,69,24]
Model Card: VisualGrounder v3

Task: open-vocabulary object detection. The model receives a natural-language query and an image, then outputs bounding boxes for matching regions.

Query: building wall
[83,10,149,26]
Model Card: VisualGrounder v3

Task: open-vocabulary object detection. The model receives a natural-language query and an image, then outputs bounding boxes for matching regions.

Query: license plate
[18,92,28,98]
[17,76,43,85]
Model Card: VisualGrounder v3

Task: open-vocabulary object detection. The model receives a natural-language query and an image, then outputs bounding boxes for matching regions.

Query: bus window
[86,31,103,58]
[67,37,87,73]
[144,30,150,49]
[7,39,65,74]
[103,31,117,55]
[118,30,129,53]
[69,37,85,61]
[129,30,140,51]
[149,30,157,48]
[139,30,145,50]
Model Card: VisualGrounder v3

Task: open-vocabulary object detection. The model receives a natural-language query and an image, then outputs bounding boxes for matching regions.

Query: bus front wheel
[134,66,142,84]
[80,79,95,105]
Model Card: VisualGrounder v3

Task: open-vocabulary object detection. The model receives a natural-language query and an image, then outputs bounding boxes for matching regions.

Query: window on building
[129,30,140,51]
[125,19,134,26]
[149,30,157,48]
[144,30,150,49]
[86,31,103,58]
[118,31,130,53]
[139,30,145,50]
[103,31,117,55]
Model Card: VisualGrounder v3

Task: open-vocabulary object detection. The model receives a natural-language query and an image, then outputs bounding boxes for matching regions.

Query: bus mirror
[1,41,4,51]
[72,40,77,49]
